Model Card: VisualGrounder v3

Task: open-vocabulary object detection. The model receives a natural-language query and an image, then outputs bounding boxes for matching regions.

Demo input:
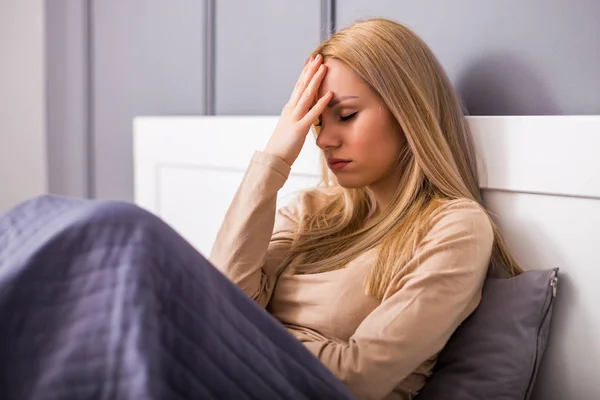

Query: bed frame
[133,115,600,399]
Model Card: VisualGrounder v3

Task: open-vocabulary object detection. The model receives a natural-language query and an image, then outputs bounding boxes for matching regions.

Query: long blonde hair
[285,18,522,299]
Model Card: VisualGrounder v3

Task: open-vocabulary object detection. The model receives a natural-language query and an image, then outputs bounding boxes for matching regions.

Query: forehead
[319,58,371,95]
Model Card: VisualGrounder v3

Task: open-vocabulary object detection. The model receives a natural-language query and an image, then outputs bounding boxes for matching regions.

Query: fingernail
[315,54,321,62]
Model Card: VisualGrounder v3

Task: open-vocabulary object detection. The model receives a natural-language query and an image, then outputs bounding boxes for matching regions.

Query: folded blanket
[0,195,355,400]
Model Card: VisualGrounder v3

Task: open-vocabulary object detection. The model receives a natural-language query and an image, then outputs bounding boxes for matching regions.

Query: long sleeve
[299,200,494,400]
[209,151,299,307]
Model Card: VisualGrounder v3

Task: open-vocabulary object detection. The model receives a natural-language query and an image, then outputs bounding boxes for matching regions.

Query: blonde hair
[285,18,522,298]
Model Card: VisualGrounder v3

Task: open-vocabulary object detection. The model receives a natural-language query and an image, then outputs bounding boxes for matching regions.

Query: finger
[300,91,333,126]
[295,63,327,116]
[289,58,314,104]
[292,57,312,91]
[290,55,322,106]
[290,56,320,105]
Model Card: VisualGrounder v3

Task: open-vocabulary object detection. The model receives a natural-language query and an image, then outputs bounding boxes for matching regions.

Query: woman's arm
[210,55,332,307]
[209,151,300,307]
[299,200,494,400]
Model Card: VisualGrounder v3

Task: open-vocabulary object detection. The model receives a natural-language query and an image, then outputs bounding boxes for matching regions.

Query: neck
[367,170,403,221]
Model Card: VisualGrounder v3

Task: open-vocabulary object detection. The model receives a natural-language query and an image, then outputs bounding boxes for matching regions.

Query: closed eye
[315,112,358,127]
[340,112,358,122]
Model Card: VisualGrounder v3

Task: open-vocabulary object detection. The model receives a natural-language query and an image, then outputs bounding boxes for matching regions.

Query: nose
[315,124,342,150]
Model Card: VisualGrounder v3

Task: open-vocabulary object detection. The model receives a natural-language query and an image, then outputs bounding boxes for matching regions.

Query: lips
[327,158,352,171]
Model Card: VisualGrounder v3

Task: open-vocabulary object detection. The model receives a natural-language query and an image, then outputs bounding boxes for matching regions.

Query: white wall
[0,0,48,212]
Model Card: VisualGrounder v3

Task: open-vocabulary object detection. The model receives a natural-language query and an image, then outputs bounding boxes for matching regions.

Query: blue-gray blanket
[0,195,355,400]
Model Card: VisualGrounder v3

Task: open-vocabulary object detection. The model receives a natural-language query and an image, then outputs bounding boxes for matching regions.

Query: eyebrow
[327,95,359,107]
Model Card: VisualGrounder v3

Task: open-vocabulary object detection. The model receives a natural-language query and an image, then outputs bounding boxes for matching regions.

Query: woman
[0,18,520,400]
[212,16,522,398]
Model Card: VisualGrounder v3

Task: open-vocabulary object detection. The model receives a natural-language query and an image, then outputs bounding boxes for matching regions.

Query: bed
[133,115,600,399]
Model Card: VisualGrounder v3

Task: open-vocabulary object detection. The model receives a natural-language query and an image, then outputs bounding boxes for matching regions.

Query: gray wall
[46,0,89,199]
[0,0,47,212]
[338,0,600,116]
[215,1,322,115]
[46,0,206,200]
[46,0,600,202]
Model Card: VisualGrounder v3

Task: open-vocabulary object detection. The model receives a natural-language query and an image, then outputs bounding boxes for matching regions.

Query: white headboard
[133,115,600,399]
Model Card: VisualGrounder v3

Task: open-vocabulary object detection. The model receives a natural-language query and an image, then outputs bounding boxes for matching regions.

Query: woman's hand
[264,54,333,166]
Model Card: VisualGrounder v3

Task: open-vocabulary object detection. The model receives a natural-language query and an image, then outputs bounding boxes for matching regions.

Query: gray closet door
[215,0,322,115]
[92,0,206,201]
[337,0,600,115]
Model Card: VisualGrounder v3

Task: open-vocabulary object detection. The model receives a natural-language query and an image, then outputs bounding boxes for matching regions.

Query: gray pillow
[415,267,559,400]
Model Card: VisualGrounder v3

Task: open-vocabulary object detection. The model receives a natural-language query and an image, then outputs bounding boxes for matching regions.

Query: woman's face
[315,58,406,196]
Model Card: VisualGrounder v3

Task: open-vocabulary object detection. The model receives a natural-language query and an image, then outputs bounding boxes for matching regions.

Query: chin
[334,175,370,189]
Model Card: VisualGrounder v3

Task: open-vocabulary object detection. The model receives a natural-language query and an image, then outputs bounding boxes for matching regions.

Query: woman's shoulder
[432,197,489,214]
[425,198,494,244]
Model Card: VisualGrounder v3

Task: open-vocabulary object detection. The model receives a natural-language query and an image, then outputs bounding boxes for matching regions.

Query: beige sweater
[210,151,493,400]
